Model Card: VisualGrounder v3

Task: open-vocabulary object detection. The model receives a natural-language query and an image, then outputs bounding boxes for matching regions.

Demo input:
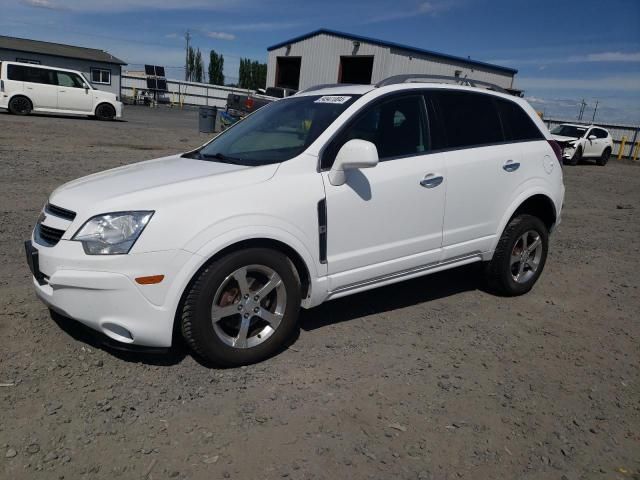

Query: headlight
[73,211,154,255]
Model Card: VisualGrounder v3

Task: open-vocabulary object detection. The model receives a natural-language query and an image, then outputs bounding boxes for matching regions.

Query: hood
[93,88,117,101]
[50,154,278,215]
[552,134,579,142]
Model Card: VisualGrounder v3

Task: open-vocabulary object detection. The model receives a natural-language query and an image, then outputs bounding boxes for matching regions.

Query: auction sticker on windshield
[314,96,352,104]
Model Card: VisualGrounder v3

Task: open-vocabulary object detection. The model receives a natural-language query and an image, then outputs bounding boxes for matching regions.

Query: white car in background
[25,77,565,366]
[0,61,122,120]
[551,123,613,166]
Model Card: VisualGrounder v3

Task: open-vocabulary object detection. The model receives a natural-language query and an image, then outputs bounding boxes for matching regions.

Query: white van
[0,61,122,120]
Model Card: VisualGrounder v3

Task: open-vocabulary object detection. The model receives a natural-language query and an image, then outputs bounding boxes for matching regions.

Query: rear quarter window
[494,98,544,142]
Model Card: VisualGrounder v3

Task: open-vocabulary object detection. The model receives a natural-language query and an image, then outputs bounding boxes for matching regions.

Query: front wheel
[181,248,301,366]
[95,103,116,121]
[566,146,581,166]
[484,214,549,296]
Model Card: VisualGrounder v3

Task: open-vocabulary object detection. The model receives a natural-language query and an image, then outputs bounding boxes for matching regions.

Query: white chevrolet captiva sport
[26,76,565,366]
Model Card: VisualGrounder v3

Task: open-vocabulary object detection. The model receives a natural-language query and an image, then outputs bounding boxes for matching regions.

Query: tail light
[548,140,563,167]
[0,80,4,92]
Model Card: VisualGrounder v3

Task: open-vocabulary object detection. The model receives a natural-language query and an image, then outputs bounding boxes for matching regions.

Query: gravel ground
[1,107,639,480]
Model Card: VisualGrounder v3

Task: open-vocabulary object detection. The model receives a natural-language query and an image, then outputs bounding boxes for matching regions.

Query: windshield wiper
[200,152,245,164]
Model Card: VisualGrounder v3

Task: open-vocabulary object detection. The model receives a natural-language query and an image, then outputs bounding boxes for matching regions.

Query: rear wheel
[181,248,301,366]
[8,96,32,115]
[597,147,611,166]
[484,214,549,296]
[95,103,116,121]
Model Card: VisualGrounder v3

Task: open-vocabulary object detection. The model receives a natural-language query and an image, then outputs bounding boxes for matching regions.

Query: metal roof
[0,36,126,65]
[267,29,517,75]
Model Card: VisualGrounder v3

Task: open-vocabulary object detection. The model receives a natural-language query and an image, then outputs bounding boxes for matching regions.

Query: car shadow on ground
[300,264,484,331]
[0,111,127,122]
[50,310,188,366]
[49,264,485,368]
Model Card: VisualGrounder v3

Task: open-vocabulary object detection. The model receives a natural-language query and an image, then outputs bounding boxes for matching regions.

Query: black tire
[484,214,549,296]
[8,96,32,115]
[95,103,116,121]
[181,248,301,366]
[566,146,581,166]
[596,147,611,166]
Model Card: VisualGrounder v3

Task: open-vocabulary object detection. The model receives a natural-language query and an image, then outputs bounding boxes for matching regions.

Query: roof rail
[297,83,359,94]
[375,74,509,94]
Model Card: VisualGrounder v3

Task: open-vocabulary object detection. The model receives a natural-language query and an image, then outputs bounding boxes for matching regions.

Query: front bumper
[26,239,192,347]
[114,101,123,119]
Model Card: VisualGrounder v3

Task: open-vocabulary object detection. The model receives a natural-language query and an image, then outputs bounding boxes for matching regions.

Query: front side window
[91,68,111,85]
[56,71,85,88]
[191,94,360,166]
[429,90,503,148]
[323,95,427,168]
[593,128,608,138]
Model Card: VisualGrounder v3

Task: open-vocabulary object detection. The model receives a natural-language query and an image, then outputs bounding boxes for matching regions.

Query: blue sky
[2,0,639,123]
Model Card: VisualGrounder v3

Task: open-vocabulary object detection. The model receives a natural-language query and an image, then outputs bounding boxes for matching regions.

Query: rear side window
[494,98,544,141]
[429,91,504,148]
[323,94,427,167]
[8,64,55,84]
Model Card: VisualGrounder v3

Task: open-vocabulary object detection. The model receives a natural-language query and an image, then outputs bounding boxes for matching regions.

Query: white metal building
[267,29,518,92]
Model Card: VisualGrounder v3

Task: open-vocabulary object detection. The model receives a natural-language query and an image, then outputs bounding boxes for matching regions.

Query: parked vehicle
[0,61,122,120]
[226,86,297,117]
[551,123,613,166]
[26,76,565,366]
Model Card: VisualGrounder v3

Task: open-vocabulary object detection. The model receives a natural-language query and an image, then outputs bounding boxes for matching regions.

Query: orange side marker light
[135,275,165,285]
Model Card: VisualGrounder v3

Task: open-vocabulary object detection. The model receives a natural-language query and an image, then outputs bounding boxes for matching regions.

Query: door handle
[502,160,520,172]
[420,174,444,188]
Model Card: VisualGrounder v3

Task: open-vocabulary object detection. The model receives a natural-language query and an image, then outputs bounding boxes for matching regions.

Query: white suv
[0,61,122,120]
[26,77,565,366]
[551,123,613,166]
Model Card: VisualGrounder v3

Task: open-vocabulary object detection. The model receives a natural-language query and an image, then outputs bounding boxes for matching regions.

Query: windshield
[193,94,360,166]
[551,125,587,138]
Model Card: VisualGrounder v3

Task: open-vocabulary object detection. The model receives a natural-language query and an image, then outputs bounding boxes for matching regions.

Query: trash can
[198,106,217,133]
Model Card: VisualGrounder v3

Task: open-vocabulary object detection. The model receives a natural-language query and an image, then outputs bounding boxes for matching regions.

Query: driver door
[322,94,446,291]
[56,71,93,113]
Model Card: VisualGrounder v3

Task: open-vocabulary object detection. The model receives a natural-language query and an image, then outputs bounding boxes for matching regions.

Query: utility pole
[184,30,191,81]
[591,100,599,123]
[578,98,587,121]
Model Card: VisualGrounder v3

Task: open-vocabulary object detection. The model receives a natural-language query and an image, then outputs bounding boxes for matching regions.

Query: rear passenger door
[426,90,528,260]
[10,65,57,110]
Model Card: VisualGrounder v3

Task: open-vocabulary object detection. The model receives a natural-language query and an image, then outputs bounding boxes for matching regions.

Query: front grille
[36,223,65,247]
[45,203,76,221]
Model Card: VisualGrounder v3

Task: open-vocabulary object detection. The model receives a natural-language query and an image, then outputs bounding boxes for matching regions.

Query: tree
[186,46,196,81]
[238,58,267,90]
[208,50,224,86]
[193,48,204,83]
[186,46,205,82]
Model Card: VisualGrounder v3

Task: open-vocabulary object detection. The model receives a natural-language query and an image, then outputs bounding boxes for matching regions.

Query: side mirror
[328,139,379,186]
[588,135,596,140]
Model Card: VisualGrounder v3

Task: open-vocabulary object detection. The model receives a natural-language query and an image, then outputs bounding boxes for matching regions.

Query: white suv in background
[551,123,613,166]
[0,61,122,120]
[25,76,565,366]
